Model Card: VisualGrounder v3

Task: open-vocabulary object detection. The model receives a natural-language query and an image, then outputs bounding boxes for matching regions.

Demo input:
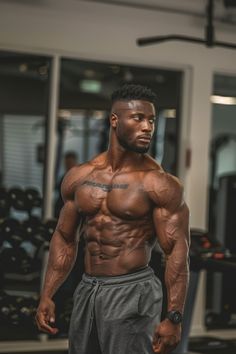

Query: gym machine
[173,229,236,354]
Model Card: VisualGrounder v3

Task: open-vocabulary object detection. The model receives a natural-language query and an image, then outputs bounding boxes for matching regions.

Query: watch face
[167,311,182,324]
[173,312,181,323]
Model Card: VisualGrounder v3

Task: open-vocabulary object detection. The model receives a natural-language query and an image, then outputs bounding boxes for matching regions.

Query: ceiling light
[211,95,236,104]
[80,79,102,93]
[162,109,176,118]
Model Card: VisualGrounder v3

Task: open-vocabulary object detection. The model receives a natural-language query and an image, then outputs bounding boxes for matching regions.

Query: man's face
[112,100,156,153]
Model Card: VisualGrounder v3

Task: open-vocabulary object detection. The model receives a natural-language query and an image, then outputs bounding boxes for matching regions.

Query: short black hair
[111,84,157,106]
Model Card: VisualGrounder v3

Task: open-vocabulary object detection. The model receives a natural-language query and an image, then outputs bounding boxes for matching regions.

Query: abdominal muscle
[83,214,156,276]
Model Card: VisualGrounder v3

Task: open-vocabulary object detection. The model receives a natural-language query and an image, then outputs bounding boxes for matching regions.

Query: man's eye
[133,115,142,121]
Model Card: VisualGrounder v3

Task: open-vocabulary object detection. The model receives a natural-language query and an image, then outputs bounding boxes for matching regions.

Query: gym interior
[0,0,236,353]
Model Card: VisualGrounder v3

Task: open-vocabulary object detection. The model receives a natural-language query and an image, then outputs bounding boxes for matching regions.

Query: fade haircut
[111,84,157,106]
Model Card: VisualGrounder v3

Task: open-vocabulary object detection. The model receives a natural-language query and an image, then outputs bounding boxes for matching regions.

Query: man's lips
[137,135,152,143]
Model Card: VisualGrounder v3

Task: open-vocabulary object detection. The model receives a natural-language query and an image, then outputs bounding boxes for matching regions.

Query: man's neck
[106,143,144,172]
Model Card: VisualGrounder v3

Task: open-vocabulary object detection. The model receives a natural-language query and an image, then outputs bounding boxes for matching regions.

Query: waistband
[82,266,155,286]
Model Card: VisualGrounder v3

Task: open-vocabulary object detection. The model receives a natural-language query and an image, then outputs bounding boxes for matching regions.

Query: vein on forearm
[165,240,189,312]
[42,228,77,298]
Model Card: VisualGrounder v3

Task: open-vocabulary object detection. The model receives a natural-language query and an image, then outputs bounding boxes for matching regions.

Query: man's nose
[141,119,153,132]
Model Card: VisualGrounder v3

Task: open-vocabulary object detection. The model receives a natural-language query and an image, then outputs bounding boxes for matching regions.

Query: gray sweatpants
[69,266,163,354]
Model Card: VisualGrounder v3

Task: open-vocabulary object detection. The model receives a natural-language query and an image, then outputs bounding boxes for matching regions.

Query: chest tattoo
[82,180,129,192]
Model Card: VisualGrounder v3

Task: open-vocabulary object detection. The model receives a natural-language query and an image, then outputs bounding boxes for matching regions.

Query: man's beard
[117,135,150,154]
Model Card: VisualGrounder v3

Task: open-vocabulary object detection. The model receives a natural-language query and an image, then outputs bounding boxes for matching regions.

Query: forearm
[165,248,189,313]
[41,231,78,299]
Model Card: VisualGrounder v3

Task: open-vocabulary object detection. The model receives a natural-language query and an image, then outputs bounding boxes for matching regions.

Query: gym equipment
[137,0,236,50]
[1,218,24,248]
[24,188,42,211]
[173,229,236,354]
[22,217,50,262]
[0,291,19,326]
[8,187,27,211]
[7,186,42,214]
[0,217,43,275]
[0,186,44,341]
[1,247,33,275]
[207,173,236,324]
[22,216,41,240]
[16,295,38,327]
[0,291,38,328]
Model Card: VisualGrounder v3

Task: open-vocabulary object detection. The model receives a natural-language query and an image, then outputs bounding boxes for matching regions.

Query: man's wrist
[40,292,53,301]
[166,310,183,324]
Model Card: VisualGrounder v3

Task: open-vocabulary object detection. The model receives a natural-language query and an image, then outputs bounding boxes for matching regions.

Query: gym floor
[188,336,236,354]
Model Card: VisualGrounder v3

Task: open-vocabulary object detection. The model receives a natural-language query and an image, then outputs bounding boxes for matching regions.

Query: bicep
[55,200,81,244]
[153,203,190,256]
[55,167,82,243]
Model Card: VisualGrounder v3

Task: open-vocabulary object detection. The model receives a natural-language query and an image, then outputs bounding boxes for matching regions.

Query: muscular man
[36,84,190,354]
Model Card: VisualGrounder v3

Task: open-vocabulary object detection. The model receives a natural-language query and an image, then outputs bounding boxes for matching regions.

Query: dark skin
[36,99,190,354]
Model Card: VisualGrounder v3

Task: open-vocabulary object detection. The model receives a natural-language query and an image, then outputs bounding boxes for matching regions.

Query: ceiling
[0,1,236,105]
[83,0,236,25]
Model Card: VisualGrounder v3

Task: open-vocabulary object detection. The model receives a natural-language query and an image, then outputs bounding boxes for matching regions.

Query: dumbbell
[22,216,41,240]
[1,218,24,248]
[0,216,47,273]
[8,187,42,213]
[8,187,26,211]
[15,295,38,327]
[22,217,48,259]
[0,291,20,326]
[0,218,34,274]
[0,247,33,275]
[0,292,38,327]
[24,188,42,210]
[2,216,44,248]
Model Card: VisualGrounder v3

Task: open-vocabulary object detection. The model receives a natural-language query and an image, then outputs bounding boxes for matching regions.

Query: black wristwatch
[166,310,183,324]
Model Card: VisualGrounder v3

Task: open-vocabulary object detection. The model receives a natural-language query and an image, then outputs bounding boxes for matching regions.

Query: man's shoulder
[144,167,183,209]
[145,168,182,188]
[60,162,94,200]
[60,153,106,199]
[63,162,92,182]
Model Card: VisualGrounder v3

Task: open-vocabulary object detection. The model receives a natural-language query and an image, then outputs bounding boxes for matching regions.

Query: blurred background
[0,1,236,353]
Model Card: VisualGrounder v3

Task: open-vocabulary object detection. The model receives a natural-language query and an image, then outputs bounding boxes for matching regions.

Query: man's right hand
[35,297,59,335]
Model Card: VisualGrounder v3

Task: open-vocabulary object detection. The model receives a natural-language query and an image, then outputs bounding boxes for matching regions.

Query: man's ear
[110,113,118,128]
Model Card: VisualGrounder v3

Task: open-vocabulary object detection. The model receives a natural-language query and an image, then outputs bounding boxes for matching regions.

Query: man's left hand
[152,319,181,354]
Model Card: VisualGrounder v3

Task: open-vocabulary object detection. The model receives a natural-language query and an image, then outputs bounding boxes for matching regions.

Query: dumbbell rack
[0,187,70,353]
[0,247,69,353]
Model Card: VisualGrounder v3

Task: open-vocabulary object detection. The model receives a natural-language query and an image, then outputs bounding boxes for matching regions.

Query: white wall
[1,0,236,335]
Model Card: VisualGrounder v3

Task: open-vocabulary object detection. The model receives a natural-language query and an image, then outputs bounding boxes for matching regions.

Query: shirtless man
[36,84,190,354]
